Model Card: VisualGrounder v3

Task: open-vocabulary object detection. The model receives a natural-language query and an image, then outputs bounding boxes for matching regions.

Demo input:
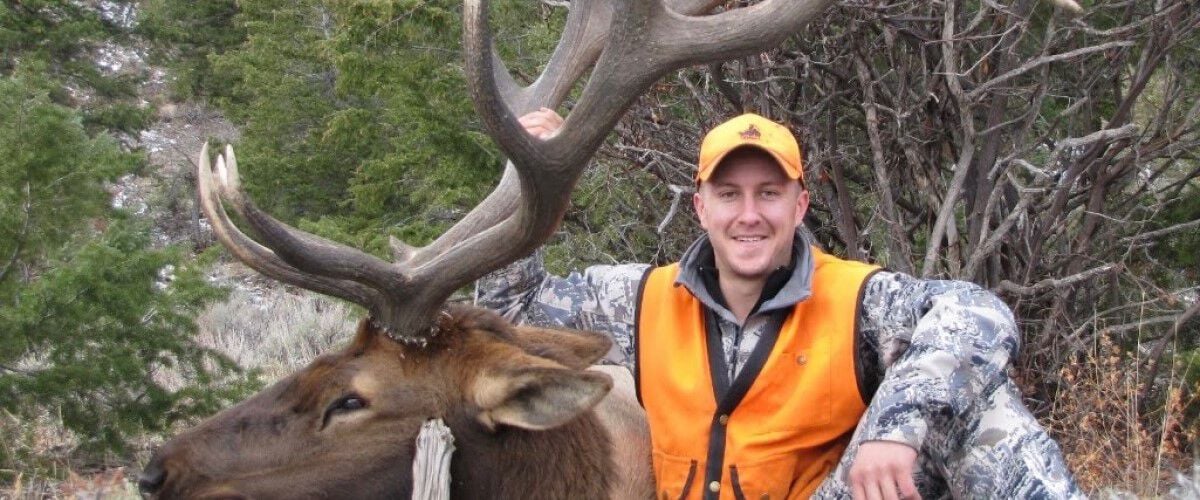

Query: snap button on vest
[796,354,807,365]
[708,481,721,493]
[718,414,729,425]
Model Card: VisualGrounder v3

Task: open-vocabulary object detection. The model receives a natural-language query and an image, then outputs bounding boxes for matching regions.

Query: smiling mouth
[733,236,766,242]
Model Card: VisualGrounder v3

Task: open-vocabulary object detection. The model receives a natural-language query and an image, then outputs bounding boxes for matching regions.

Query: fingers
[519,107,564,140]
[880,478,900,500]
[865,479,886,500]
[848,441,921,500]
[897,473,921,500]
[849,467,887,500]
[851,470,915,500]
[851,479,867,500]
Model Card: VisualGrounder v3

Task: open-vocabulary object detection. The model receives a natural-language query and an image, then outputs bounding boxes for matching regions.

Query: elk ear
[473,367,612,431]
[510,326,612,369]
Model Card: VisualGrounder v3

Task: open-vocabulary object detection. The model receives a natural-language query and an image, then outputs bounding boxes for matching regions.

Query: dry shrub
[0,411,140,499]
[193,274,360,381]
[1047,334,1197,496]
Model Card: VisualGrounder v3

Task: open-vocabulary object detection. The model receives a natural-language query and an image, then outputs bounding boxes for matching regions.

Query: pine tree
[1,1,245,469]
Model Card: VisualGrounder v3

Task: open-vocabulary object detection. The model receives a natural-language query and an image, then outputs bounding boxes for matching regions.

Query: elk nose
[138,460,167,495]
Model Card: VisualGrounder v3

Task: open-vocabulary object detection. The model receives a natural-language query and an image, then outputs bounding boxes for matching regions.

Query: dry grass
[1046,334,1198,497]
[192,267,359,381]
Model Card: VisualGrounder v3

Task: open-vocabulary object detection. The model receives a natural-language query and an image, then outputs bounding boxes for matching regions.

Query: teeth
[735,237,765,242]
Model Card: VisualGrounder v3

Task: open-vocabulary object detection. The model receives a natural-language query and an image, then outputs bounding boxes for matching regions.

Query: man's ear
[472,367,612,431]
[794,186,810,223]
[693,191,708,229]
[510,326,612,370]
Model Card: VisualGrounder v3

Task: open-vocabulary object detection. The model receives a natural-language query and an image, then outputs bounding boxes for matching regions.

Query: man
[477,110,1083,499]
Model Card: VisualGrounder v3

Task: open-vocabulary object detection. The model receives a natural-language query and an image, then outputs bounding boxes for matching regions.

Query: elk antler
[197,0,834,343]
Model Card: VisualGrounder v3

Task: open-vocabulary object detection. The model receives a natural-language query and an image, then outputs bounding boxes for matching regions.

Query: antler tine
[418,0,728,266]
[522,0,614,110]
[196,144,382,309]
[410,163,520,268]
[655,0,836,67]
[212,145,406,294]
[556,0,834,156]
[415,0,617,265]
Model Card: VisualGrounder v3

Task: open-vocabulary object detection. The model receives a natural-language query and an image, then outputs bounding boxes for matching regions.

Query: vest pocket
[755,347,832,434]
[727,452,799,500]
[652,450,698,500]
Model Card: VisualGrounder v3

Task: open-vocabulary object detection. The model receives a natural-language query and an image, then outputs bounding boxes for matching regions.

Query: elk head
[140,305,617,498]
[142,0,834,498]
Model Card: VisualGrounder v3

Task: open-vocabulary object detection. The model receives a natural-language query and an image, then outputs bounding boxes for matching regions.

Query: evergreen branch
[0,182,32,286]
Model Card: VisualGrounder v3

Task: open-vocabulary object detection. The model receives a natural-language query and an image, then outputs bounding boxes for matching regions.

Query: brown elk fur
[142,304,626,499]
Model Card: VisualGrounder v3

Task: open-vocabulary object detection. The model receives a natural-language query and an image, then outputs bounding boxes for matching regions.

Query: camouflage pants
[814,379,1085,499]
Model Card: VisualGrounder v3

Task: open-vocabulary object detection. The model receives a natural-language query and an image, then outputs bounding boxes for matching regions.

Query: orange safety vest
[635,247,879,500]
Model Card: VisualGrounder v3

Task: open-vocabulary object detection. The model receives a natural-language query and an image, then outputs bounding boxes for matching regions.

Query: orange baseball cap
[696,113,804,184]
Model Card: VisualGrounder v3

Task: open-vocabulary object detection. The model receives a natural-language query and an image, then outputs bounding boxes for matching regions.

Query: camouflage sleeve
[854,270,1021,451]
[473,249,649,366]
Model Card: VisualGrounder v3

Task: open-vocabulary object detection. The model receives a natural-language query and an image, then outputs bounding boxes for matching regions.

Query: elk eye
[336,396,367,411]
[321,394,369,429]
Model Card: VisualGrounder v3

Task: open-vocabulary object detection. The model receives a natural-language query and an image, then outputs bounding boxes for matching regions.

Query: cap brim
[697,144,801,182]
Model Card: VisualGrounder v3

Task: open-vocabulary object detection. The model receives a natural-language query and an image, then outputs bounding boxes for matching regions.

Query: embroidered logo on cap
[740,124,761,140]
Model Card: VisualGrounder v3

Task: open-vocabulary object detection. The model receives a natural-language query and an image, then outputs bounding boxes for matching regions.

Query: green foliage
[1,1,123,74]
[1,1,139,106]
[204,0,356,220]
[83,101,155,134]
[138,0,244,98]
[1152,184,1200,277]
[0,219,247,458]
[193,0,560,248]
[0,76,134,279]
[0,3,248,463]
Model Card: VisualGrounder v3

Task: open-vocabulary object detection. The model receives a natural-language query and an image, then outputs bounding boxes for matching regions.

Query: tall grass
[1047,334,1198,497]
[194,272,359,381]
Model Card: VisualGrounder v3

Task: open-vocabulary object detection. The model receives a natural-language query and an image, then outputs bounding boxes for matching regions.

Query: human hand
[519,107,564,139]
[848,441,921,500]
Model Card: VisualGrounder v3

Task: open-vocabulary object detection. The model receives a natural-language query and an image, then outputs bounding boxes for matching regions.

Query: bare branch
[1120,217,1200,244]
[967,41,1134,101]
[995,264,1118,296]
[656,184,688,234]
[1140,297,1200,402]
[922,0,976,278]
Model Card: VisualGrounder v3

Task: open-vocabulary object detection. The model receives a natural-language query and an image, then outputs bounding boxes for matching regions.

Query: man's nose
[735,197,764,223]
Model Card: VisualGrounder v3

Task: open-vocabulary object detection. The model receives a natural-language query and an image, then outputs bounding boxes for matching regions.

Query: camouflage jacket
[474,230,1020,452]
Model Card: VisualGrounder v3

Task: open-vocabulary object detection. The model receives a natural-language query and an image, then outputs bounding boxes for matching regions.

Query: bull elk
[140,0,834,498]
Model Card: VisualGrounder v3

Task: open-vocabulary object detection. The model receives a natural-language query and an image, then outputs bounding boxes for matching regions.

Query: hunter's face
[694,148,808,286]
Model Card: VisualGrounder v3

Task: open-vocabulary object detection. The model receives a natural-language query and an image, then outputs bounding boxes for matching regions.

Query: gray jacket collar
[674,227,816,325]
